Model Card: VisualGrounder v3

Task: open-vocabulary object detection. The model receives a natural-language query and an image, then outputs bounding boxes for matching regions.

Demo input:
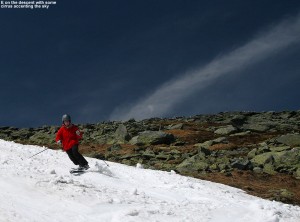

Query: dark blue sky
[1,0,300,127]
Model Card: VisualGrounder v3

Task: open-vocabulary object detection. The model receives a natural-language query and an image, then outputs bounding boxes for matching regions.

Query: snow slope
[0,139,299,222]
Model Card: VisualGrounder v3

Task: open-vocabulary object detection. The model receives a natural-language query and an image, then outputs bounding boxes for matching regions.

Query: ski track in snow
[0,139,299,222]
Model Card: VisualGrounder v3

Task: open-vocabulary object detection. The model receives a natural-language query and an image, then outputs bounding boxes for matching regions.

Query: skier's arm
[55,128,62,144]
[75,127,83,140]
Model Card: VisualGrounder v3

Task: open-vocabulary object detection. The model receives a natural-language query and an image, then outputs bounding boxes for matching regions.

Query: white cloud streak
[110,14,300,120]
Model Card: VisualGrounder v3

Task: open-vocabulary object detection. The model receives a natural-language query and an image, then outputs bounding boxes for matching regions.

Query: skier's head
[62,114,71,126]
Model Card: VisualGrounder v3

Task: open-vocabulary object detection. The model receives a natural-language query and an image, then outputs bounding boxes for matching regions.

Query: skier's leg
[71,144,88,167]
[66,149,80,165]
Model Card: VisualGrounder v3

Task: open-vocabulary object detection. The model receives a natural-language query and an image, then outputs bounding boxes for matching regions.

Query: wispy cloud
[110,14,300,121]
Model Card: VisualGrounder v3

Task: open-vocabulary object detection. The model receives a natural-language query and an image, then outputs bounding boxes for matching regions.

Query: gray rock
[166,123,183,130]
[230,114,247,126]
[253,167,263,174]
[197,147,211,156]
[263,164,277,175]
[212,137,228,143]
[230,131,251,137]
[214,125,237,135]
[247,148,257,159]
[269,146,291,152]
[231,158,252,170]
[275,134,300,147]
[114,124,131,143]
[242,123,271,132]
[272,148,300,167]
[251,152,274,167]
[194,141,213,149]
[176,153,209,173]
[141,149,156,159]
[129,131,175,146]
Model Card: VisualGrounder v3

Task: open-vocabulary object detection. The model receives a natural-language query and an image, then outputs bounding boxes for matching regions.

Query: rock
[253,167,263,174]
[197,147,211,156]
[247,148,257,159]
[263,164,277,175]
[156,153,171,160]
[129,131,175,146]
[176,153,209,173]
[214,125,237,135]
[242,123,270,132]
[119,153,141,160]
[268,189,294,202]
[141,149,156,159]
[230,114,247,126]
[194,141,213,149]
[275,134,300,147]
[272,148,300,168]
[294,168,300,179]
[166,123,183,130]
[212,137,228,144]
[209,164,219,171]
[251,153,274,167]
[129,136,138,145]
[269,146,291,152]
[230,131,251,137]
[114,124,131,143]
[231,158,252,170]
[218,163,229,171]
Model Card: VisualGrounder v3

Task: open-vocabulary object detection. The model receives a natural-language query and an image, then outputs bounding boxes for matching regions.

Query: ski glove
[57,140,62,145]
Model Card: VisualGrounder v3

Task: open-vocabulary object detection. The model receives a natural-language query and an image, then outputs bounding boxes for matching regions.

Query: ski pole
[28,147,49,159]
[102,159,110,167]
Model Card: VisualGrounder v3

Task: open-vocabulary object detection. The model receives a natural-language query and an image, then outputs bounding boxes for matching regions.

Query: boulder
[129,131,175,146]
[247,148,257,159]
[231,158,252,170]
[275,134,300,147]
[114,124,131,143]
[263,164,277,175]
[176,153,209,173]
[166,123,183,130]
[251,152,274,167]
[141,149,156,159]
[269,146,291,152]
[242,123,270,132]
[194,141,213,149]
[197,147,211,156]
[272,148,300,168]
[230,114,247,126]
[214,125,237,135]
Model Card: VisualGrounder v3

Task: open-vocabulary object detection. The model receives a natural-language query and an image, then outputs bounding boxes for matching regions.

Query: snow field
[0,139,299,222]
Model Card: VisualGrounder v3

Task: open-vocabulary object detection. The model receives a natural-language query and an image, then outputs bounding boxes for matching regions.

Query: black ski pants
[66,144,88,166]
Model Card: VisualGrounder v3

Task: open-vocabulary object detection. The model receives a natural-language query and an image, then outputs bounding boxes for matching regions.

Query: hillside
[1,111,300,205]
[0,139,300,221]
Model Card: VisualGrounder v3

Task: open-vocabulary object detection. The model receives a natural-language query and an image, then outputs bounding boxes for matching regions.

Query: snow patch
[0,139,299,222]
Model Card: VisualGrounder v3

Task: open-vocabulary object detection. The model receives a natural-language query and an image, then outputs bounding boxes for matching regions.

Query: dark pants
[66,144,88,166]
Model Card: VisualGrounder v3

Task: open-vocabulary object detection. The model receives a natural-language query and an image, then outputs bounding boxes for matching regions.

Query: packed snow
[0,139,299,222]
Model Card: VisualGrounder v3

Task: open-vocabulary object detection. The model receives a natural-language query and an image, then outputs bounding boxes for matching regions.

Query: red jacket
[55,124,83,151]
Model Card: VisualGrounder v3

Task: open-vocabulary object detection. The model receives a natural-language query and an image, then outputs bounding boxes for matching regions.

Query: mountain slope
[0,139,299,222]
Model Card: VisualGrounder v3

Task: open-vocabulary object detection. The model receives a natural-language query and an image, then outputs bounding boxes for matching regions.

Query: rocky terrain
[1,111,300,205]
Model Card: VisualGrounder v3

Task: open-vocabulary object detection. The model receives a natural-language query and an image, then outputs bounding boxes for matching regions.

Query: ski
[70,169,84,173]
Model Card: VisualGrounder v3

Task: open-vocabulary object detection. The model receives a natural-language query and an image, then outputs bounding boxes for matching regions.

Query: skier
[55,114,89,171]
